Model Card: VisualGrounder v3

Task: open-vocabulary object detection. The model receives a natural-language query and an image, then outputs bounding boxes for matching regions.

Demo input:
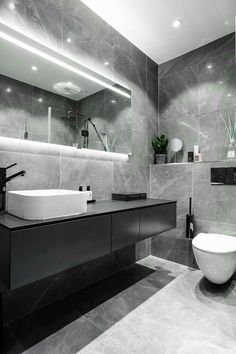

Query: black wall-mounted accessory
[186,197,194,239]
[211,167,236,185]
[112,193,147,201]
[188,152,194,162]
[0,163,26,211]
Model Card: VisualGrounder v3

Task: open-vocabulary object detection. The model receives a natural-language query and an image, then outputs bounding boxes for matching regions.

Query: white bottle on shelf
[86,186,93,201]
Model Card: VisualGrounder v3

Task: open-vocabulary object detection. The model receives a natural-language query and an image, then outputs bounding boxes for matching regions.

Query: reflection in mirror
[0,23,131,153]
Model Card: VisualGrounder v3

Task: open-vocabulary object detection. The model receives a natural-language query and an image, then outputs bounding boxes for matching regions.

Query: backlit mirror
[0,23,131,153]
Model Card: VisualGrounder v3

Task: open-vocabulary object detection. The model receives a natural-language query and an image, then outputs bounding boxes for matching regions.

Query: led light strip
[0,137,131,162]
[0,31,131,99]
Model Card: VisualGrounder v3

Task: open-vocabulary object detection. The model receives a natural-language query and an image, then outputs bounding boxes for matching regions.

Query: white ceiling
[81,0,236,64]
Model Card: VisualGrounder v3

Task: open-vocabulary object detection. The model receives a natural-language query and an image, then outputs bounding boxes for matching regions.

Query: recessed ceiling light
[111,100,116,104]
[207,64,213,69]
[66,38,72,43]
[172,19,182,28]
[219,81,223,84]
[68,81,72,85]
[31,65,38,71]
[38,98,43,102]
[9,2,15,10]
[6,87,12,93]
[227,93,232,97]
[104,61,109,66]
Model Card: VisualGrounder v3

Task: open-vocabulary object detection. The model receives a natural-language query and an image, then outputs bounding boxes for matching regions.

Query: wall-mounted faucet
[0,163,26,211]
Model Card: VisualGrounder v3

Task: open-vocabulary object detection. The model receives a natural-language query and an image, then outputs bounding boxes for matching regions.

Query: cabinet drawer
[10,215,111,289]
[112,210,139,251]
[140,203,176,240]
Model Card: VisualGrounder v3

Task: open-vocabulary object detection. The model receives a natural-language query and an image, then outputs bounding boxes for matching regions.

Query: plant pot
[155,154,167,164]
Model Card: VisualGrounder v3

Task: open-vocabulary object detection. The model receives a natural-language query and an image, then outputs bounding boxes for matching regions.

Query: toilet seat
[192,233,236,254]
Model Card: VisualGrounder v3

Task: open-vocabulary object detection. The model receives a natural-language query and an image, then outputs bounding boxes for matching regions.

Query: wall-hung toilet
[192,233,236,284]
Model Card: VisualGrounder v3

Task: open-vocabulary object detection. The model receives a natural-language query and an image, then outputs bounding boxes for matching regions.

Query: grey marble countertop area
[0,198,176,230]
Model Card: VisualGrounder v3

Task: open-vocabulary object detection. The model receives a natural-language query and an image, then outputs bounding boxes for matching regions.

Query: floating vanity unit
[0,199,176,290]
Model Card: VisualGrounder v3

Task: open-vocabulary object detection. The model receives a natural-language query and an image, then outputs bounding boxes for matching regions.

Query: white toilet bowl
[192,233,236,284]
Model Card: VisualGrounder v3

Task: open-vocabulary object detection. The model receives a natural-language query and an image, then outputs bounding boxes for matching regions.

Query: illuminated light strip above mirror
[0,137,131,162]
[0,30,131,99]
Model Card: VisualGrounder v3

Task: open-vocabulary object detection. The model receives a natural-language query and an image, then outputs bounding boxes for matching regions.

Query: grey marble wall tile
[135,239,151,261]
[131,129,149,165]
[198,52,236,114]
[151,235,196,268]
[147,119,158,164]
[195,218,236,237]
[63,0,108,42]
[63,2,114,73]
[158,49,198,79]
[146,72,158,120]
[159,66,199,120]
[193,161,236,224]
[146,57,158,77]
[158,33,235,164]
[198,33,235,64]
[216,107,236,161]
[150,164,193,217]
[60,156,113,200]
[131,110,148,134]
[113,162,149,194]
[0,0,63,49]
[160,114,200,162]
[0,151,60,190]
[192,162,218,222]
[114,49,146,92]
[199,112,219,161]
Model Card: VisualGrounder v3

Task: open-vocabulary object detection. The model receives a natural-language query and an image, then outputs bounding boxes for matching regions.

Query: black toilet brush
[186,197,194,239]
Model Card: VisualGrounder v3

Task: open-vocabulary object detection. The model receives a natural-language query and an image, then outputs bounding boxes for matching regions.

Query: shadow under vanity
[0,198,176,339]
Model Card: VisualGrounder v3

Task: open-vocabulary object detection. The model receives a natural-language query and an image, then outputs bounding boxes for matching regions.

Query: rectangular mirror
[0,23,131,154]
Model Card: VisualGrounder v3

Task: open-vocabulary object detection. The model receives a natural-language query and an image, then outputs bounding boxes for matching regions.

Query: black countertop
[0,198,176,231]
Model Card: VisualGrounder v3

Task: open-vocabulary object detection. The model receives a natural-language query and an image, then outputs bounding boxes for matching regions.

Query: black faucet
[0,163,26,211]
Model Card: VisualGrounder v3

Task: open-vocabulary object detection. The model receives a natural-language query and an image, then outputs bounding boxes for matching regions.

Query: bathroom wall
[0,0,158,323]
[151,33,236,267]
[158,33,235,162]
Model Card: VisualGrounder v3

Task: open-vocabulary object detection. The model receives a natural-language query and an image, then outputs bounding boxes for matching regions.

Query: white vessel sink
[7,189,88,220]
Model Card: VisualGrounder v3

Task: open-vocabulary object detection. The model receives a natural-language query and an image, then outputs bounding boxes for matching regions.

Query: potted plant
[152,135,168,164]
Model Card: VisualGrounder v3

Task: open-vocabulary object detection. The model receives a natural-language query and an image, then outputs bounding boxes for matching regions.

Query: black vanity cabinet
[8,215,111,289]
[0,199,176,290]
[112,210,139,251]
[140,203,176,240]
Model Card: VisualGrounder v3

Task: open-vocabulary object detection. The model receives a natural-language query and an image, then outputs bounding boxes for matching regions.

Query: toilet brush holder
[186,197,194,239]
